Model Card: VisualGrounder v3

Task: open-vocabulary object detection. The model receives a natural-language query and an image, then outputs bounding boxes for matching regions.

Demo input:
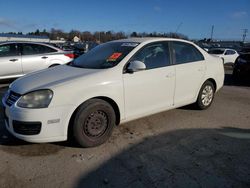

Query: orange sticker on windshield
[107,53,122,61]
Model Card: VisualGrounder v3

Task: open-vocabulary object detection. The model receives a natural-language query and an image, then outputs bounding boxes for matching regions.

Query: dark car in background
[233,48,250,81]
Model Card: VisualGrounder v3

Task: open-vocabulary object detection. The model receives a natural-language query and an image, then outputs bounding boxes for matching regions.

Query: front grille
[13,120,42,135]
[6,91,21,106]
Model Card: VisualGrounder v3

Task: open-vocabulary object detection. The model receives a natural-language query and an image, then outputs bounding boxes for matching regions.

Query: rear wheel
[196,81,215,110]
[73,99,116,147]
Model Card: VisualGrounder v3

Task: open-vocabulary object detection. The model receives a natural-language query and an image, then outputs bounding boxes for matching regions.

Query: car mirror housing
[127,60,146,73]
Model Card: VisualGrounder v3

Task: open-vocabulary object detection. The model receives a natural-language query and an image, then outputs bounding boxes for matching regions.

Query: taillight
[64,53,75,59]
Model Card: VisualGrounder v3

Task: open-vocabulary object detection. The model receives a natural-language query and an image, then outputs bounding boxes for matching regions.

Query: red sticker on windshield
[107,52,122,61]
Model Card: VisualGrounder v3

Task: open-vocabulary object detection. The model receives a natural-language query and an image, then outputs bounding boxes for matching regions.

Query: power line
[210,25,214,41]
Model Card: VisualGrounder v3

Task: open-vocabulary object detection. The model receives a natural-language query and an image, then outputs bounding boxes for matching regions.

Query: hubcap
[201,85,213,106]
[83,110,108,138]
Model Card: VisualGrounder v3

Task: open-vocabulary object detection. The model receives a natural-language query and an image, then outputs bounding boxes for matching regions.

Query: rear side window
[172,42,204,64]
[0,44,19,57]
[22,44,57,55]
[131,42,170,70]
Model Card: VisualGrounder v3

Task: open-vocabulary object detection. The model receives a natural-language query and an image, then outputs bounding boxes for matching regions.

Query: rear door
[0,43,22,78]
[21,43,57,74]
[171,41,206,106]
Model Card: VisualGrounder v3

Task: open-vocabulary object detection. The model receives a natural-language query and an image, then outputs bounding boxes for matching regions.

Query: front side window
[172,42,204,64]
[71,42,139,69]
[130,42,170,69]
[22,44,57,55]
[0,44,19,57]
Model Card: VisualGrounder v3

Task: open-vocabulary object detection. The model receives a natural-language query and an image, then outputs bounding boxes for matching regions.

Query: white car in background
[2,38,224,147]
[0,41,75,80]
[208,48,239,65]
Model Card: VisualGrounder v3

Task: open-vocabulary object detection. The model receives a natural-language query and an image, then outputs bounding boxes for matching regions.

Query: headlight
[17,90,53,108]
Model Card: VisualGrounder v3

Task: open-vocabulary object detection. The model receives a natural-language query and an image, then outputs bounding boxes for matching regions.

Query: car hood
[10,65,102,94]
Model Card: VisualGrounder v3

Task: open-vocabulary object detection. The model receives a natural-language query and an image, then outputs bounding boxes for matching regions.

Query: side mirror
[127,60,146,73]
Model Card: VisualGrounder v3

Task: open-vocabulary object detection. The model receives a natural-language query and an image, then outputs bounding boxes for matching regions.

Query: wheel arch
[206,78,217,91]
[194,78,217,103]
[67,96,121,139]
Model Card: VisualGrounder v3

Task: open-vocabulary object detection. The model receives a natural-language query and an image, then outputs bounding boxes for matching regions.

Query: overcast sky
[0,0,249,40]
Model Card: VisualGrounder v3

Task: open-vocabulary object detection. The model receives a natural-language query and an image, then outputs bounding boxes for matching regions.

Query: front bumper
[2,98,74,143]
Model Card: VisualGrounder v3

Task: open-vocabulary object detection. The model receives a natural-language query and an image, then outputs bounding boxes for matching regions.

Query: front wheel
[195,81,215,110]
[73,99,116,147]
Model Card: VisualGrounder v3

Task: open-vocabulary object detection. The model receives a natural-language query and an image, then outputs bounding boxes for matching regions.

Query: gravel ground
[0,67,249,188]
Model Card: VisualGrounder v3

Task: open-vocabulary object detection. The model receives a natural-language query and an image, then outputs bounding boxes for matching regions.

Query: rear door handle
[166,73,175,78]
[41,56,48,59]
[9,59,18,62]
[198,67,205,71]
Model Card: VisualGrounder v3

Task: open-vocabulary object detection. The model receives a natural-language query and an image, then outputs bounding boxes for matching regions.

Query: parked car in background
[0,41,75,80]
[208,48,239,65]
[2,38,224,147]
[233,51,250,80]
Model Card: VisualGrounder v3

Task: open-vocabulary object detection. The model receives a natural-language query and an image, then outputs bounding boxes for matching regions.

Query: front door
[123,42,175,120]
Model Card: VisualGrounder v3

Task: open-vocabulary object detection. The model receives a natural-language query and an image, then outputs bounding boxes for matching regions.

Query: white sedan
[0,42,74,80]
[208,48,239,65]
[2,38,224,147]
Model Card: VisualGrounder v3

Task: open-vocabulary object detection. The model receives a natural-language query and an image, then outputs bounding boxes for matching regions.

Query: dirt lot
[0,68,250,188]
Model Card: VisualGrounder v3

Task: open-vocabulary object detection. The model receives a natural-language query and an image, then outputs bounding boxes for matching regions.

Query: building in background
[0,33,49,42]
[73,36,81,43]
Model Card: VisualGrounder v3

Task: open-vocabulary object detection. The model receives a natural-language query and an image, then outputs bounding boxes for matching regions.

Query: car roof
[0,41,49,45]
[0,41,63,51]
[110,37,192,44]
[209,48,236,51]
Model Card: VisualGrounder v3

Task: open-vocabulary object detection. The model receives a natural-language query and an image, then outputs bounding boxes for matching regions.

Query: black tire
[195,81,215,110]
[73,99,116,147]
[49,64,59,68]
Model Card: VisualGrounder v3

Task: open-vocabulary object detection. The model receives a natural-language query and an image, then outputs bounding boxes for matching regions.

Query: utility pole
[210,25,214,41]
[175,22,183,33]
[242,29,248,43]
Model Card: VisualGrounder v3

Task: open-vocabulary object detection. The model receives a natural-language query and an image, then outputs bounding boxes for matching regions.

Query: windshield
[71,42,139,69]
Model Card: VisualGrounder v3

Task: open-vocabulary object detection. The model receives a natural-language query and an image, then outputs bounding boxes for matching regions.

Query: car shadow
[75,127,250,188]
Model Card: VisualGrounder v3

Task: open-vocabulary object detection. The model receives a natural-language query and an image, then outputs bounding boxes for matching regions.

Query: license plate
[2,106,9,127]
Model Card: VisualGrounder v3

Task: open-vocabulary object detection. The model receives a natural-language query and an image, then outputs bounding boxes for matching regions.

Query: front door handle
[41,56,48,59]
[9,59,18,62]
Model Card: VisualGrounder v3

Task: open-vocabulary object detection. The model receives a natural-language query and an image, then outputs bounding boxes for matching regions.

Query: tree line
[3,29,189,42]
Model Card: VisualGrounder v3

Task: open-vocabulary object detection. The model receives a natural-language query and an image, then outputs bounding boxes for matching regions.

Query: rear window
[208,49,224,54]
[22,44,57,55]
